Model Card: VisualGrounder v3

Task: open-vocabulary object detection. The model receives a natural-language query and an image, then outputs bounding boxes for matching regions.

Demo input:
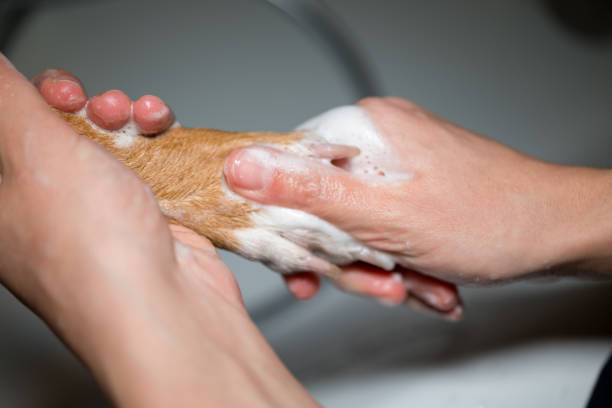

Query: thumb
[223,145,380,231]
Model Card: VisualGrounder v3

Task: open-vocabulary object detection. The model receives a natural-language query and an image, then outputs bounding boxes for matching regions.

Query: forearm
[41,263,318,408]
[3,233,313,407]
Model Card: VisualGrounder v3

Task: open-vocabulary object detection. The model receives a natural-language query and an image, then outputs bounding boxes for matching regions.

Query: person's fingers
[170,224,321,303]
[332,263,407,305]
[32,69,87,112]
[224,146,389,232]
[335,263,463,319]
[283,272,320,300]
[133,95,175,135]
[284,262,463,320]
[86,90,131,131]
[400,268,460,312]
[169,223,245,307]
[33,69,175,135]
[404,296,464,322]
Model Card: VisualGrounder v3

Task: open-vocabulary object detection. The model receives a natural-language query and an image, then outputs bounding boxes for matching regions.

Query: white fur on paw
[75,105,180,148]
[234,228,337,275]
[234,206,397,274]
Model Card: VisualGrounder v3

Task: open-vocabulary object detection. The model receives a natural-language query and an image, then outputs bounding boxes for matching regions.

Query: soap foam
[228,105,411,274]
[75,104,180,148]
[297,105,412,182]
[74,106,138,148]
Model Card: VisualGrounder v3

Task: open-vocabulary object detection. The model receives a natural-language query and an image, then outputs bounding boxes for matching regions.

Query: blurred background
[1,0,612,406]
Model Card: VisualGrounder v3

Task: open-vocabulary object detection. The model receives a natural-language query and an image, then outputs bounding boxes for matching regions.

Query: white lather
[232,105,409,275]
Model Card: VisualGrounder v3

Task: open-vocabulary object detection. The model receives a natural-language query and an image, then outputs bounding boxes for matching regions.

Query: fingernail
[445,305,464,322]
[227,147,274,191]
[420,292,441,309]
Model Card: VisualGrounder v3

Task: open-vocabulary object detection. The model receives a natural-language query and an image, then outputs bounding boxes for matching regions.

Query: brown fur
[56,110,302,251]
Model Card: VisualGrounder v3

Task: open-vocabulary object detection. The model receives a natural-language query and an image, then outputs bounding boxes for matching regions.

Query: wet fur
[57,109,301,252]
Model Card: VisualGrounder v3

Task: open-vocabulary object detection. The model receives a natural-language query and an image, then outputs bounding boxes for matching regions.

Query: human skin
[6,54,610,406]
[0,56,320,407]
[224,97,612,283]
[0,57,466,406]
[33,68,463,318]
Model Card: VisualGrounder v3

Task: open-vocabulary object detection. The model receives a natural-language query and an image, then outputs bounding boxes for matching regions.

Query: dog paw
[34,69,175,142]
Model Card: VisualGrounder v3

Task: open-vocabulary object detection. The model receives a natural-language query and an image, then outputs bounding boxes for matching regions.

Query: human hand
[224,97,612,285]
[34,68,462,320]
[0,60,316,407]
[2,66,243,313]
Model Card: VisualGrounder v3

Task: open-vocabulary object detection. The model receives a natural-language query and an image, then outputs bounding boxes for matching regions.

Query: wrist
[534,165,612,277]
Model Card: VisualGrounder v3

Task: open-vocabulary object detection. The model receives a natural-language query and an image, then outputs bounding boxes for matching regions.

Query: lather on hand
[225,96,612,284]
